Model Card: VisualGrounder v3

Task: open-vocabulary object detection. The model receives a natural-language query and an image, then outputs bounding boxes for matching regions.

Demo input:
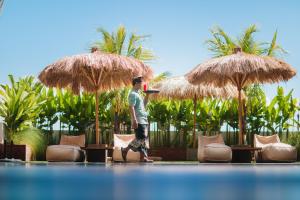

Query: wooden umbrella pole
[193,95,197,148]
[95,90,100,144]
[238,88,243,145]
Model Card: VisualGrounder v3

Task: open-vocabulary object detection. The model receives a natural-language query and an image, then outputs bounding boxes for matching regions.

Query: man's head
[132,76,143,90]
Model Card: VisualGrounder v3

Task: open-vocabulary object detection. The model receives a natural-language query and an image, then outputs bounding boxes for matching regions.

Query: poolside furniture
[46,134,85,162]
[113,134,141,162]
[198,134,232,162]
[84,144,113,162]
[231,145,262,163]
[254,134,297,162]
[0,143,31,162]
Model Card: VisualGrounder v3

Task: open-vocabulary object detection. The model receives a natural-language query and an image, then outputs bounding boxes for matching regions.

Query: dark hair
[132,76,143,85]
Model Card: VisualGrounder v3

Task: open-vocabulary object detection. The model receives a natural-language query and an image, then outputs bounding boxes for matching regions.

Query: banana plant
[275,87,297,138]
[246,85,267,142]
[57,89,113,137]
[264,95,280,134]
[264,87,298,138]
[148,99,173,146]
[197,99,228,134]
[58,90,95,133]
[35,88,59,132]
[170,100,193,147]
[0,75,45,141]
[223,99,239,131]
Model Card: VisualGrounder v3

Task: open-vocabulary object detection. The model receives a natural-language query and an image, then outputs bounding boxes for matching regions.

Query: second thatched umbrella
[186,47,296,145]
[39,48,153,144]
[151,76,239,148]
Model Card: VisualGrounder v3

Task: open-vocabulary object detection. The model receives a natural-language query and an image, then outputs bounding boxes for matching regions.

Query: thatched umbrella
[39,48,153,144]
[151,76,239,148]
[186,47,296,145]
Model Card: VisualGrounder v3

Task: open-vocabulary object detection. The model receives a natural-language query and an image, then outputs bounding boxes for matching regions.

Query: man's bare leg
[121,147,130,162]
[140,148,153,162]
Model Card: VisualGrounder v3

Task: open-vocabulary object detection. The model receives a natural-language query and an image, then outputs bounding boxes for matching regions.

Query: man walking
[121,76,153,162]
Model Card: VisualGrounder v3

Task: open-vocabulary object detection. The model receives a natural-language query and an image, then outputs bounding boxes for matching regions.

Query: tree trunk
[238,88,243,145]
[95,90,100,144]
[193,96,197,148]
[114,112,120,134]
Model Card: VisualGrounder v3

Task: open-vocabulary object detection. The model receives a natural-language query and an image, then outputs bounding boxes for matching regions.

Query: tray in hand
[143,89,160,94]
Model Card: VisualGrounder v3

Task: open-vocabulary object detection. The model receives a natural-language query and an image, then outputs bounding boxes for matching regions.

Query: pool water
[1,162,300,200]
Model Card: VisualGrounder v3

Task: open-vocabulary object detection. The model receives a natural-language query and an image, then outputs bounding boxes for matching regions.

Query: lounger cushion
[202,143,232,162]
[261,143,297,162]
[113,134,140,162]
[60,134,85,147]
[254,134,297,162]
[198,135,232,162]
[46,145,84,162]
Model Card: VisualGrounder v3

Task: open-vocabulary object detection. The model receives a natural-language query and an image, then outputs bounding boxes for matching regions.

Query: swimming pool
[1,162,300,200]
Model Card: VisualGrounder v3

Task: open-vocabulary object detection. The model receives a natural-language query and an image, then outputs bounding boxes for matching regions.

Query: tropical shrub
[35,88,59,132]
[12,128,46,160]
[284,133,300,161]
[0,75,45,140]
[0,75,47,159]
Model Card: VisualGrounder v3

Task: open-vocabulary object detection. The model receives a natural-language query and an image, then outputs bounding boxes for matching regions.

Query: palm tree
[206,25,286,57]
[94,26,155,61]
[92,26,155,134]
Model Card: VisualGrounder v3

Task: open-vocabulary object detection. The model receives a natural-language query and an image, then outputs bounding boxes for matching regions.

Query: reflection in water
[0,163,300,200]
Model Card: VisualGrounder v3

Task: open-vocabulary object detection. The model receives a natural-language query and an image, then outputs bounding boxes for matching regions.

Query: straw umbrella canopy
[39,48,153,144]
[151,76,239,148]
[185,47,296,145]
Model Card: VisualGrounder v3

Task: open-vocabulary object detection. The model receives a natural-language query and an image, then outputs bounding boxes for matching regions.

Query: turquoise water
[1,163,300,200]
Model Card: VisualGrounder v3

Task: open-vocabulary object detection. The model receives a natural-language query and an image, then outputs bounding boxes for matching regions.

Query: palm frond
[137,48,155,61]
[150,72,171,84]
[216,27,235,47]
[206,27,236,57]
[96,28,116,53]
[266,30,288,57]
[93,27,155,62]
[115,25,126,55]
[237,25,262,54]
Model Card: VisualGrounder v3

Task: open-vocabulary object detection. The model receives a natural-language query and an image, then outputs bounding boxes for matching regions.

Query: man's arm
[129,105,138,129]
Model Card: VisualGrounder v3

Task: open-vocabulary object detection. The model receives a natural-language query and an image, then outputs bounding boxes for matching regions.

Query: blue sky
[0,0,300,99]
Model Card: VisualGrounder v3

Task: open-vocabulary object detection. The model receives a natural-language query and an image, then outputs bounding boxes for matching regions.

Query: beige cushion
[198,134,232,162]
[261,142,297,162]
[46,145,84,162]
[60,134,85,147]
[203,143,232,162]
[254,134,280,147]
[254,134,297,162]
[113,134,140,162]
